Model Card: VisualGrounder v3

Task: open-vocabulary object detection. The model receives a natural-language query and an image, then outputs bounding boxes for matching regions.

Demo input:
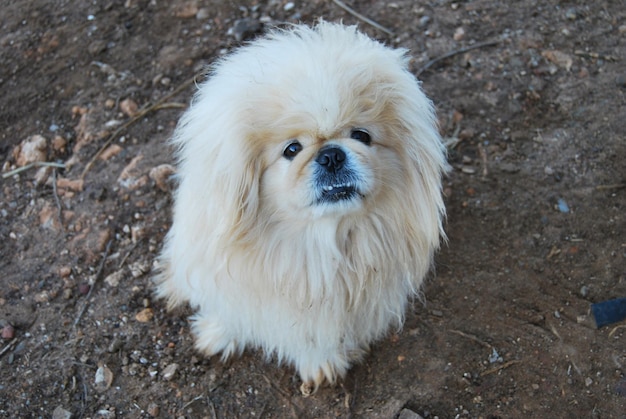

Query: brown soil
[1,0,625,417]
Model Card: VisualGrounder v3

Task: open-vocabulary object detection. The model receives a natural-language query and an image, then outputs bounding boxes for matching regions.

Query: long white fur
[156,21,447,392]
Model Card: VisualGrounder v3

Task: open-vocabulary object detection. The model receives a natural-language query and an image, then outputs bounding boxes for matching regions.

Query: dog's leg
[191,312,238,361]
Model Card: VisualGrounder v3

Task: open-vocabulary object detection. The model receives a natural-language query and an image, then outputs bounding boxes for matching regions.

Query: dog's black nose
[316,146,346,173]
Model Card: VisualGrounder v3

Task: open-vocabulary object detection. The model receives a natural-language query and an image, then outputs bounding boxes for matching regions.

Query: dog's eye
[350,128,371,145]
[283,141,303,160]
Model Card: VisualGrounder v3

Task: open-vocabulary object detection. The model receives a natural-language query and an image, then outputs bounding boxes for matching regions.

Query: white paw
[191,314,239,360]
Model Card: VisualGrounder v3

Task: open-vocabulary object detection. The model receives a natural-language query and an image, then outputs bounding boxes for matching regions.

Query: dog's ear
[217,148,262,242]
[170,82,264,246]
[397,79,449,245]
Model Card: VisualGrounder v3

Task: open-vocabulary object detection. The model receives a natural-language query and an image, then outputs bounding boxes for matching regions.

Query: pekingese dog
[156,21,447,395]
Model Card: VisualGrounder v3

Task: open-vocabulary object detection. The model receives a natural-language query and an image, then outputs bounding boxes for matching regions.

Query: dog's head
[173,22,447,243]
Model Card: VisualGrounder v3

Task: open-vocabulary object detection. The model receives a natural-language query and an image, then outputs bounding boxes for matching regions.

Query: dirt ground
[1,0,625,417]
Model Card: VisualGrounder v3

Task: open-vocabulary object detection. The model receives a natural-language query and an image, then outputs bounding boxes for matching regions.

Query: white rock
[161,363,179,381]
[13,135,48,167]
[52,406,72,419]
[104,270,125,287]
[94,364,114,392]
[149,164,176,192]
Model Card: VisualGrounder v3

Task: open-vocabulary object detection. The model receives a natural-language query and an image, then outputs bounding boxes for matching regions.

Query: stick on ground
[74,240,113,327]
[416,40,500,77]
[332,0,394,36]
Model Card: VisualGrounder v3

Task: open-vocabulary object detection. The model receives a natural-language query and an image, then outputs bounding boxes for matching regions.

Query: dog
[156,21,447,395]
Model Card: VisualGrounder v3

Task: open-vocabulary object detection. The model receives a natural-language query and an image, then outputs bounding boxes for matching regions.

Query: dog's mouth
[319,182,360,203]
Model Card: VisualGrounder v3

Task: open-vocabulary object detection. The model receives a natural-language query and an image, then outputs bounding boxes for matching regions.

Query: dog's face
[259,115,394,220]
[239,51,419,222]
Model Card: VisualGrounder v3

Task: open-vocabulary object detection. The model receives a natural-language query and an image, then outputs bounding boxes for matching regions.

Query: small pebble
[418,15,430,27]
[130,225,146,244]
[135,308,154,323]
[147,403,159,417]
[580,285,589,297]
[104,270,124,287]
[162,363,179,381]
[196,8,210,20]
[230,18,263,42]
[13,135,48,167]
[99,144,123,161]
[94,409,116,419]
[52,406,72,419]
[119,98,138,117]
[2,324,15,340]
[488,347,502,364]
[398,408,425,419]
[557,198,570,213]
[565,8,578,20]
[108,337,123,353]
[51,136,67,152]
[149,164,176,192]
[79,283,91,295]
[56,177,84,192]
[34,291,50,303]
[453,27,465,41]
[94,364,114,392]
[129,261,149,278]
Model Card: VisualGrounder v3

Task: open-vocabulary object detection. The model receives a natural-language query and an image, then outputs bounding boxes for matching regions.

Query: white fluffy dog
[156,21,447,395]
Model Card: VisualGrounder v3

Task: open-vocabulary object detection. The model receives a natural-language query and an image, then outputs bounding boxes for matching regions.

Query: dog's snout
[316,146,346,173]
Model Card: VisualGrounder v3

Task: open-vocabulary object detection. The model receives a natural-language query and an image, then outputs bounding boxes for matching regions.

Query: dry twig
[180,395,204,411]
[207,397,217,419]
[574,50,619,62]
[478,142,488,177]
[74,240,113,327]
[331,0,394,36]
[51,168,65,231]
[416,40,500,77]
[449,329,493,348]
[0,339,17,358]
[2,161,66,179]
[480,360,522,377]
[609,324,626,338]
[595,183,626,191]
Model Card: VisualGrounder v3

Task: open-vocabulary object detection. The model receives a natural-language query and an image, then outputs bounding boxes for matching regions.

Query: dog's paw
[191,314,238,360]
[299,380,317,397]
[297,356,348,396]
[297,344,370,396]
[299,366,330,397]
